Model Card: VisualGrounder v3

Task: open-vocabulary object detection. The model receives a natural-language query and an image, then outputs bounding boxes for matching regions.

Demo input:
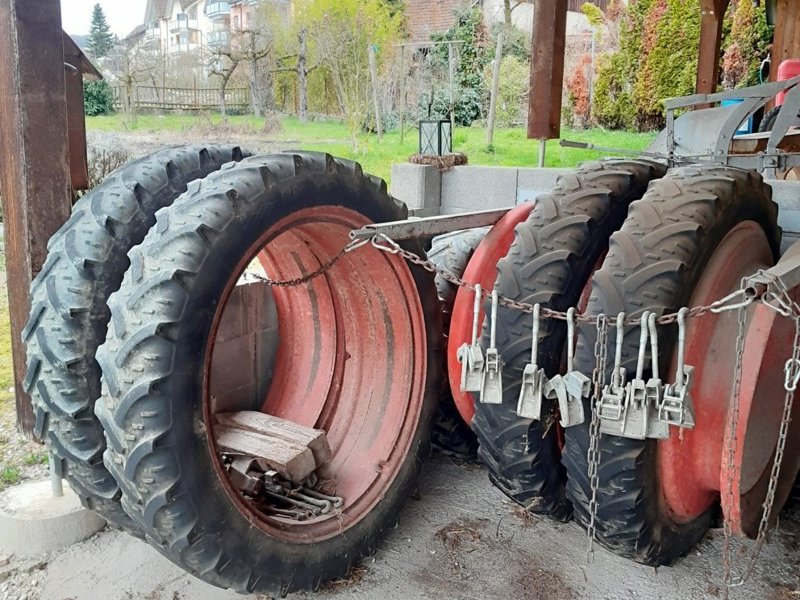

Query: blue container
[721,98,753,135]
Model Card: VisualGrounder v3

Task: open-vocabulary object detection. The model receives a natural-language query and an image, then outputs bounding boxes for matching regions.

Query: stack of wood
[215,411,331,484]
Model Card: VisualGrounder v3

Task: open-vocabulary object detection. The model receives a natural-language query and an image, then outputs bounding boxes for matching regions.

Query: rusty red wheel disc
[205,205,427,543]
[447,203,534,425]
[658,221,787,532]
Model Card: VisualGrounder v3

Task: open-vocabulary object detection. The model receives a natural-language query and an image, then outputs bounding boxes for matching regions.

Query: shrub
[485,55,529,128]
[721,0,773,89]
[565,54,592,129]
[83,80,114,116]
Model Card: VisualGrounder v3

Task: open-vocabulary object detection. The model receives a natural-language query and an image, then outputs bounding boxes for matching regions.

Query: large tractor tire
[564,166,780,565]
[473,160,666,520]
[95,153,442,595]
[22,145,247,529]
[428,228,486,457]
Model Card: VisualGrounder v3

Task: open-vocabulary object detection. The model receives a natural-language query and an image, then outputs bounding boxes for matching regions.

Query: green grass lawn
[86,114,657,183]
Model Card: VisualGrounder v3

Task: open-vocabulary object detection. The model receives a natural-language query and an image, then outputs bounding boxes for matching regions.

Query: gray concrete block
[390,164,441,212]
[516,168,571,204]
[0,480,106,555]
[441,166,518,212]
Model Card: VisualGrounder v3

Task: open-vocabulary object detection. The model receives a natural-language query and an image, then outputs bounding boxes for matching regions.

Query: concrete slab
[390,164,441,212]
[4,455,795,599]
[441,166,518,212]
[0,480,106,555]
[516,168,570,204]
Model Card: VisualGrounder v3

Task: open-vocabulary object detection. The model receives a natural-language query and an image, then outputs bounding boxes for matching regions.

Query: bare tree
[111,39,165,124]
[503,0,532,25]
[207,48,242,117]
[273,27,318,122]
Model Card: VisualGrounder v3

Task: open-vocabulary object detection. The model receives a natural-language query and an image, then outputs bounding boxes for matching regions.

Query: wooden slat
[0,0,72,437]
[695,0,729,96]
[527,0,568,140]
[62,32,89,191]
[216,411,331,466]
[216,425,317,483]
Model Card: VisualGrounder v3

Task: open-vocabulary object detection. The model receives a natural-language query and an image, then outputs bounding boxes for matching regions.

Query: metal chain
[586,314,608,563]
[249,238,370,287]
[367,234,755,325]
[723,275,800,593]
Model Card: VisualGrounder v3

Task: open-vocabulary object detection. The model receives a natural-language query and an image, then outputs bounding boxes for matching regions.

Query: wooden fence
[112,86,252,112]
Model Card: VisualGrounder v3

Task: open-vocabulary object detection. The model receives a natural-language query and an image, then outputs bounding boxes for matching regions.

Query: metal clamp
[603,312,651,439]
[598,313,627,426]
[659,308,696,429]
[517,303,547,420]
[480,290,504,404]
[457,284,485,392]
[560,307,589,427]
[645,313,669,439]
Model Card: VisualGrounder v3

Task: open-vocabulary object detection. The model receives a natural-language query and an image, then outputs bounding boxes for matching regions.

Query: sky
[60,0,148,37]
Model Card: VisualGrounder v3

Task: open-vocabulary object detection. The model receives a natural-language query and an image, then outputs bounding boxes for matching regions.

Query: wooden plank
[0,0,73,437]
[216,411,331,466]
[62,32,89,191]
[695,0,728,96]
[216,425,317,483]
[527,0,568,141]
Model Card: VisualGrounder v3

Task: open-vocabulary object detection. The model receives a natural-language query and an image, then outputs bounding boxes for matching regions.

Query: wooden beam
[527,0,568,141]
[63,33,90,191]
[771,0,799,80]
[695,0,729,95]
[0,1,72,437]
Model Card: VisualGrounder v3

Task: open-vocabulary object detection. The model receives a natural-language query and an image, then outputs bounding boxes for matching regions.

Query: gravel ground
[0,453,798,600]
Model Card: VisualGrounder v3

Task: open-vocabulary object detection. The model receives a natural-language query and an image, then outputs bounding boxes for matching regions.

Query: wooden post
[527,0,567,142]
[695,0,728,96]
[448,43,456,132]
[368,44,383,140]
[399,45,406,144]
[0,0,72,437]
[487,31,504,146]
[771,0,800,81]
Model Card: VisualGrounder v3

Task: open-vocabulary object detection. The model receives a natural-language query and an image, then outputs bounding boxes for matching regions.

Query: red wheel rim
[447,203,534,425]
[658,221,786,531]
[204,205,428,543]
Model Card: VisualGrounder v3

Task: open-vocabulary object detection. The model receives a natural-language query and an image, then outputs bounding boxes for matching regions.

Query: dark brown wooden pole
[695,0,728,95]
[0,0,72,437]
[527,0,568,142]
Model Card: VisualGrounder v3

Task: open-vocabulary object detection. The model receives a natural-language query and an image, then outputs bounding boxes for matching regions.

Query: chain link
[586,314,608,563]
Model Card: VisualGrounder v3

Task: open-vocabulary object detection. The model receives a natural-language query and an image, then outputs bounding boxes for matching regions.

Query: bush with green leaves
[83,80,115,116]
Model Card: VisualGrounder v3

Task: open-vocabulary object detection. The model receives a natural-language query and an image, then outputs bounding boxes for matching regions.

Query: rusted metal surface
[0,0,72,438]
[447,203,534,425]
[527,0,567,141]
[350,208,512,242]
[205,205,428,543]
[695,0,729,96]
[657,222,781,533]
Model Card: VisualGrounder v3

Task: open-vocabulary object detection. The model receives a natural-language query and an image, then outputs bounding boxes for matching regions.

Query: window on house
[188,6,197,19]
[234,15,240,29]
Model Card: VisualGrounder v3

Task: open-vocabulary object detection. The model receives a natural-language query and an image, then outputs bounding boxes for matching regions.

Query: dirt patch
[515,567,575,600]
[321,564,368,593]
[434,517,487,552]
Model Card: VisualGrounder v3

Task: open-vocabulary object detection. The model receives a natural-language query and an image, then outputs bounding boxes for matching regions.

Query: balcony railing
[206,30,230,48]
[169,16,199,32]
[144,26,160,41]
[205,2,231,19]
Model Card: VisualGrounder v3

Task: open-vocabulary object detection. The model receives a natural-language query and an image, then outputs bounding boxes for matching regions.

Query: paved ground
[2,453,799,600]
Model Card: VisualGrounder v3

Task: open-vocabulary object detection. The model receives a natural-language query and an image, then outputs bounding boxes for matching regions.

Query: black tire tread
[563,165,780,565]
[22,144,248,529]
[95,152,441,595]
[473,159,668,520]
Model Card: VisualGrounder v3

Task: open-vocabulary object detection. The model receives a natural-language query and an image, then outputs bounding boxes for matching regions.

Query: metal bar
[392,41,465,48]
[349,208,512,241]
[745,243,800,299]
[560,139,667,159]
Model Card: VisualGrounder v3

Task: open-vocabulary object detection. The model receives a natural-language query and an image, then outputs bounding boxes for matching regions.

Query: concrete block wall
[390,162,800,253]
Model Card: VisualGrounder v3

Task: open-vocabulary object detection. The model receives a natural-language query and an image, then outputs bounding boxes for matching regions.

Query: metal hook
[648,313,659,381]
[567,307,576,373]
[677,307,688,385]
[531,303,541,370]
[612,312,625,389]
[636,312,650,381]
[472,284,483,345]
[489,289,499,349]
